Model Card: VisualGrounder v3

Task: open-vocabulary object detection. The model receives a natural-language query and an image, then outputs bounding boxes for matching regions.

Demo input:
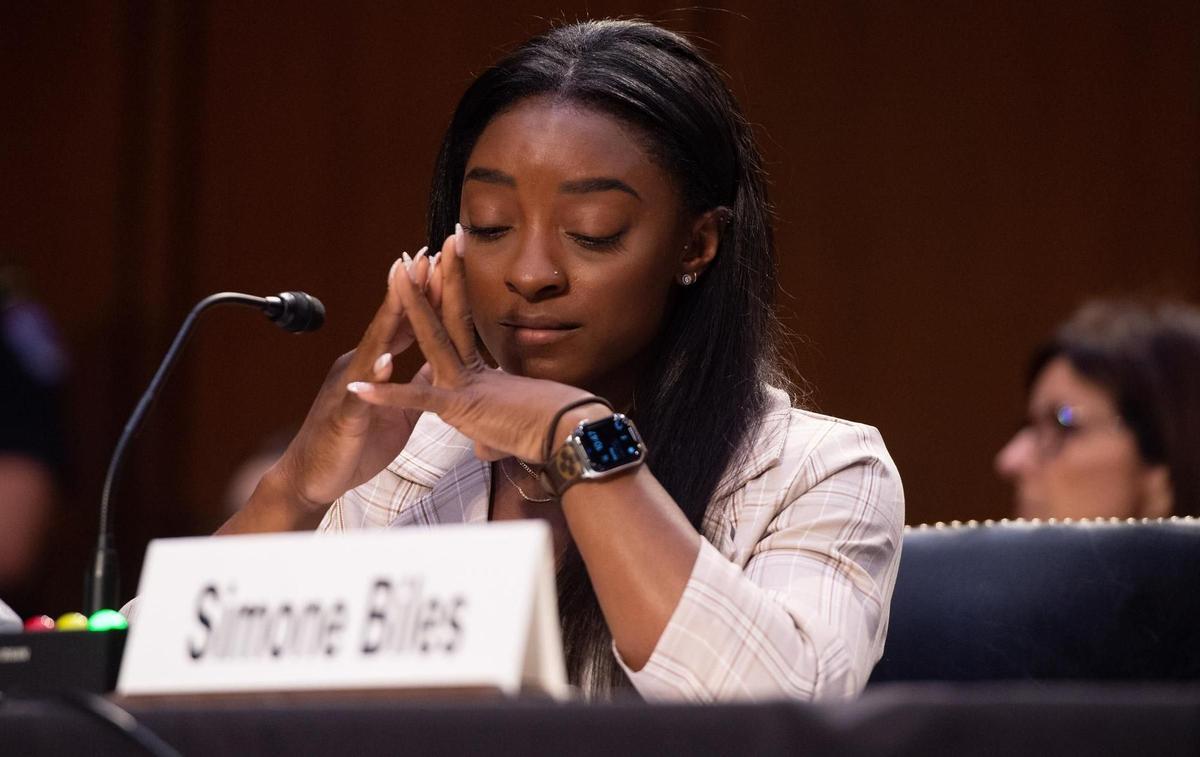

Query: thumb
[346,380,446,414]
[339,351,396,421]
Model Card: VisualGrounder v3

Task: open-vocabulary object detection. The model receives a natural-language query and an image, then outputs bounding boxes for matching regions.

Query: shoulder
[735,386,900,494]
[776,408,903,528]
[714,386,904,536]
[781,407,898,485]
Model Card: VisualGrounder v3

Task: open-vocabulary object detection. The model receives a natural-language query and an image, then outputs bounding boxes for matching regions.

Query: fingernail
[402,251,413,267]
[347,381,371,394]
[455,223,465,257]
[408,246,429,283]
[427,254,440,285]
[388,257,402,283]
[373,353,392,373]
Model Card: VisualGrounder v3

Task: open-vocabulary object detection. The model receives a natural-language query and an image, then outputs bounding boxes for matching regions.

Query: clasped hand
[272,228,591,516]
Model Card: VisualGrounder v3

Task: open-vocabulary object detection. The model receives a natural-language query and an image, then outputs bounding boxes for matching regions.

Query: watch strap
[542,436,588,496]
[541,396,614,463]
[539,413,647,497]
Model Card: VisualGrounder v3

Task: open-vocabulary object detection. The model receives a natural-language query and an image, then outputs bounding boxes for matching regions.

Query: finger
[377,246,440,357]
[411,360,434,386]
[408,246,430,292]
[388,250,466,381]
[427,252,444,310]
[372,351,394,382]
[346,380,448,414]
[443,225,487,370]
[337,350,395,421]
[346,255,411,377]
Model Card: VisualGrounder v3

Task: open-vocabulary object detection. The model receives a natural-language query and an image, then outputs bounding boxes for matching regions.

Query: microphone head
[265,291,325,333]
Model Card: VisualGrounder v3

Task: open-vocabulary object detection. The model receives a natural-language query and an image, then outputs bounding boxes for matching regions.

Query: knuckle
[324,351,358,386]
[333,350,356,371]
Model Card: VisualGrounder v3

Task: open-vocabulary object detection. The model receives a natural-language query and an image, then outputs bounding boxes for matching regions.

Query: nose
[994,428,1037,480]
[505,228,566,301]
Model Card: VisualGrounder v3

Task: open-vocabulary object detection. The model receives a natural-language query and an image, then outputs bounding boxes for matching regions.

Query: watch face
[579,414,644,472]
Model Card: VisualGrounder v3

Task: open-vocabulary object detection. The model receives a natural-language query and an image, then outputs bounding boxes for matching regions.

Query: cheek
[463,258,505,313]
[578,266,673,340]
[1041,439,1145,517]
[462,261,508,355]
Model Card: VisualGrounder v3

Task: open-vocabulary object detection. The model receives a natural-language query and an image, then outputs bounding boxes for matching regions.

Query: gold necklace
[499,458,553,503]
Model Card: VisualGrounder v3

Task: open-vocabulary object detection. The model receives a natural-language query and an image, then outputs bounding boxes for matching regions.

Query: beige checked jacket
[319,386,904,702]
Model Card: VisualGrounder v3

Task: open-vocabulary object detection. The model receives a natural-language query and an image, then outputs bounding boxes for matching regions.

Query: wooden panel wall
[4,1,1197,613]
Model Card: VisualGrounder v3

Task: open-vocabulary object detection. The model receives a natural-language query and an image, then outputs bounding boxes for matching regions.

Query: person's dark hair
[1028,299,1200,517]
[426,19,786,694]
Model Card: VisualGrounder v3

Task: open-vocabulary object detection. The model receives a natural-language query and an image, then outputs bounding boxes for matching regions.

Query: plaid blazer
[320,387,904,702]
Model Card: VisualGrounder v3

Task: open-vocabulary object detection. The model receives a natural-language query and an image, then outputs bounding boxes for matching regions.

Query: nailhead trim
[907,515,1199,531]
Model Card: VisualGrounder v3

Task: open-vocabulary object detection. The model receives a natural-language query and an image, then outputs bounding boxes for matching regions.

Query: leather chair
[869,517,1200,682]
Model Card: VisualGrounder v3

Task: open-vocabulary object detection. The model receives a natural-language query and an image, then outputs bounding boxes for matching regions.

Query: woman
[221,20,903,701]
[995,299,1200,520]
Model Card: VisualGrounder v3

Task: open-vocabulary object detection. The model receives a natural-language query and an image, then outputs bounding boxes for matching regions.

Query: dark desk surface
[3,682,1198,756]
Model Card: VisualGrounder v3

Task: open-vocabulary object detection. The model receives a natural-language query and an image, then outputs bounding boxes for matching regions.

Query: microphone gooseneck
[86,290,325,614]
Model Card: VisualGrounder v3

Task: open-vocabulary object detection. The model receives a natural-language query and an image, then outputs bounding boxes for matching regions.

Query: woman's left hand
[347,227,597,463]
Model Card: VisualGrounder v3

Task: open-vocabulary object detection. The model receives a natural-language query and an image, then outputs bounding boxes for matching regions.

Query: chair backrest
[869,517,1200,683]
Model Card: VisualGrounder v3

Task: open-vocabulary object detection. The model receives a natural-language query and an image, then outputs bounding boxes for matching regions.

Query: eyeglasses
[1016,404,1124,461]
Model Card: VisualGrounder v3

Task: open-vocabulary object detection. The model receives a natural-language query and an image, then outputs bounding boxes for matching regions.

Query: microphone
[262,291,326,333]
[85,291,325,614]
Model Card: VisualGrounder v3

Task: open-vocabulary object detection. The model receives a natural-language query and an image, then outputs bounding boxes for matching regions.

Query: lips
[499,315,581,347]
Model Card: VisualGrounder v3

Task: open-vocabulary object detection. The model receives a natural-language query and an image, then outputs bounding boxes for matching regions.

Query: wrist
[221,462,329,534]
[551,403,614,451]
[540,406,647,497]
[541,395,616,463]
[262,459,331,519]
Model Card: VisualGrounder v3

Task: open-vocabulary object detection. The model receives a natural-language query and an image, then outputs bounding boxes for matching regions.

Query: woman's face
[458,97,699,403]
[994,356,1170,519]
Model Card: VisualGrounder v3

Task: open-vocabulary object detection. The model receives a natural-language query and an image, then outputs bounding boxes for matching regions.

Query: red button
[23,615,55,632]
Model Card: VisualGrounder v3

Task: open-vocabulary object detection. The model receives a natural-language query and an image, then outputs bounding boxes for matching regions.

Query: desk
[3,682,1198,756]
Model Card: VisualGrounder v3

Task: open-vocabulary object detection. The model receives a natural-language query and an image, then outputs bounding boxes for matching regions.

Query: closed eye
[568,230,625,251]
[461,223,510,242]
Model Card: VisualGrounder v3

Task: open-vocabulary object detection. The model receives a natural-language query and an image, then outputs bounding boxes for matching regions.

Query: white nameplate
[117,521,567,699]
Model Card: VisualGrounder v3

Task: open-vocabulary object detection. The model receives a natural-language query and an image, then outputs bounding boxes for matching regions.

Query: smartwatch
[540,413,647,496]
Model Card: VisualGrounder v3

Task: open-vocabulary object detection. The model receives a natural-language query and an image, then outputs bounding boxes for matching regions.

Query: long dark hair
[1029,299,1200,517]
[426,19,785,695]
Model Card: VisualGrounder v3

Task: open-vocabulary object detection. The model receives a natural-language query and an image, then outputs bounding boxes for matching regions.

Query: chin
[1014,495,1046,520]
[499,354,577,385]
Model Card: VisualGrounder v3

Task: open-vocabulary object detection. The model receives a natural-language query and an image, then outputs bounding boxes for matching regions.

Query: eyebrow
[463,167,516,187]
[560,177,641,200]
[464,167,641,200]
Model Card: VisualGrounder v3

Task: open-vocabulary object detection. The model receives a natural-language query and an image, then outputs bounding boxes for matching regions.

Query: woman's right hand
[225,240,450,531]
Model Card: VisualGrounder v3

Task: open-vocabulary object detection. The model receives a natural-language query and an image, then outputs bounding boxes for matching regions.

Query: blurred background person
[995,299,1200,521]
[0,268,68,614]
[222,429,292,519]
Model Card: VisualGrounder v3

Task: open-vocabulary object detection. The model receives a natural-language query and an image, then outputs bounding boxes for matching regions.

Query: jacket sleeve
[614,419,904,702]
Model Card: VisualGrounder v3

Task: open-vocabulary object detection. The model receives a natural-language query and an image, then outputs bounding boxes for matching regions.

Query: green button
[87,609,129,632]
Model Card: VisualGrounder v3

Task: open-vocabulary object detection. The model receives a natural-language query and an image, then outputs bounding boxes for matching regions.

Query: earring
[679,272,697,286]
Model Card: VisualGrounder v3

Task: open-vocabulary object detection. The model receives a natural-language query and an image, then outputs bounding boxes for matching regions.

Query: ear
[1138,464,1174,518]
[679,207,728,280]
